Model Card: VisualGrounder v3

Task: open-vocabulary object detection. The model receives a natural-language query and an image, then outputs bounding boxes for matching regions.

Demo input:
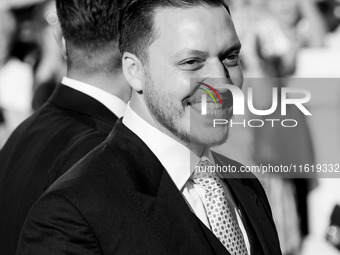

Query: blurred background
[0,0,65,148]
[0,0,340,254]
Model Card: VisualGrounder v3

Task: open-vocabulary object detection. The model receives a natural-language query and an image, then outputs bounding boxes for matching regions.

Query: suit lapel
[132,164,219,254]
[108,122,218,254]
[224,178,271,254]
[213,154,281,255]
[195,216,232,255]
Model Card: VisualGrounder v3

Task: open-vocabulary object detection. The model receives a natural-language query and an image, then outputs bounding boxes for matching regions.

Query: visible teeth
[207,102,215,109]
[191,102,222,115]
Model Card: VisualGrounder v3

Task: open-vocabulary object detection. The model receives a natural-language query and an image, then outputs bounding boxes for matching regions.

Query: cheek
[147,62,193,99]
[162,72,192,98]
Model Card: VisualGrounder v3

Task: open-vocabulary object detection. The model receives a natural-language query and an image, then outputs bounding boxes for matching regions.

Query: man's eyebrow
[221,42,242,57]
[172,43,242,59]
[172,49,209,59]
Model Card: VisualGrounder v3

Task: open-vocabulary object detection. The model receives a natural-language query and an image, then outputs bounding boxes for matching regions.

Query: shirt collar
[123,102,208,191]
[61,77,126,118]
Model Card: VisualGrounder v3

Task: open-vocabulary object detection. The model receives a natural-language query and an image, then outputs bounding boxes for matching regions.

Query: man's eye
[183,59,201,65]
[227,54,239,61]
[223,53,240,67]
[179,59,204,70]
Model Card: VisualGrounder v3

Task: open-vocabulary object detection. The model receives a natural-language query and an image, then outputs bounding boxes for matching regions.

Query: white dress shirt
[62,77,126,118]
[123,103,251,254]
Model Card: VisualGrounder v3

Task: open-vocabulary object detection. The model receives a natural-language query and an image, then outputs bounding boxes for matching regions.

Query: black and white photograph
[1,0,340,254]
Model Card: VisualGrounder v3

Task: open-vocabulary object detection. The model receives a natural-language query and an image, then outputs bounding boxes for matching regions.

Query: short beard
[189,115,229,149]
[143,70,230,149]
[144,70,191,145]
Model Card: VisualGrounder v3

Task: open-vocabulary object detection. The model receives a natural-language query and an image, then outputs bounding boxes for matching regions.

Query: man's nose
[204,60,233,93]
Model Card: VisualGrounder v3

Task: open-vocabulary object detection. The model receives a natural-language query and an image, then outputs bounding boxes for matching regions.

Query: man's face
[143,5,243,151]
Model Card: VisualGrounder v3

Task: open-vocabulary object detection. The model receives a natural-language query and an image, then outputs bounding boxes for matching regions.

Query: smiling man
[121,3,242,154]
[16,1,282,254]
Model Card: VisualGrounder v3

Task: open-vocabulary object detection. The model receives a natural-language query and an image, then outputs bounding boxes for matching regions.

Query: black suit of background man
[0,0,130,254]
[0,85,119,255]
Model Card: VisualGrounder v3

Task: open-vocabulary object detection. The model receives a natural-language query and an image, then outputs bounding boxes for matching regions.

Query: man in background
[17,1,281,254]
[0,1,130,254]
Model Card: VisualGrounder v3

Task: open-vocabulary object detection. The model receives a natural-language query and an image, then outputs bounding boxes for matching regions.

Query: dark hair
[118,0,230,63]
[56,0,122,71]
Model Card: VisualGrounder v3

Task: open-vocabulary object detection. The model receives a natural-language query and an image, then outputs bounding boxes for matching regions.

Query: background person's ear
[122,52,145,94]
[53,23,67,59]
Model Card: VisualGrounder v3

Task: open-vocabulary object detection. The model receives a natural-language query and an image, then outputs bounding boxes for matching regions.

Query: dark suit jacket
[0,84,118,255]
[16,120,282,255]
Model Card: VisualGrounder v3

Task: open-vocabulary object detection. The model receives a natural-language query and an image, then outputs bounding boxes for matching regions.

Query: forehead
[150,5,239,55]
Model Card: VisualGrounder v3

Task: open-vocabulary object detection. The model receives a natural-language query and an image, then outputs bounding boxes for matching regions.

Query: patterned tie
[192,159,248,255]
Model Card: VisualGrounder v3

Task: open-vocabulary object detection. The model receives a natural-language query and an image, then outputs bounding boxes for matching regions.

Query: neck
[191,145,207,158]
[67,69,131,103]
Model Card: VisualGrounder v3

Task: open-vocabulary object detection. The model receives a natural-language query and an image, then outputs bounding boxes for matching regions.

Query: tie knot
[199,159,214,168]
[192,159,216,178]
[191,159,223,191]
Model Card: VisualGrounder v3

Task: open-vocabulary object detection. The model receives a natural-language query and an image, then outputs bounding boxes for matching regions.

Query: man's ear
[122,52,144,93]
[53,23,67,59]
